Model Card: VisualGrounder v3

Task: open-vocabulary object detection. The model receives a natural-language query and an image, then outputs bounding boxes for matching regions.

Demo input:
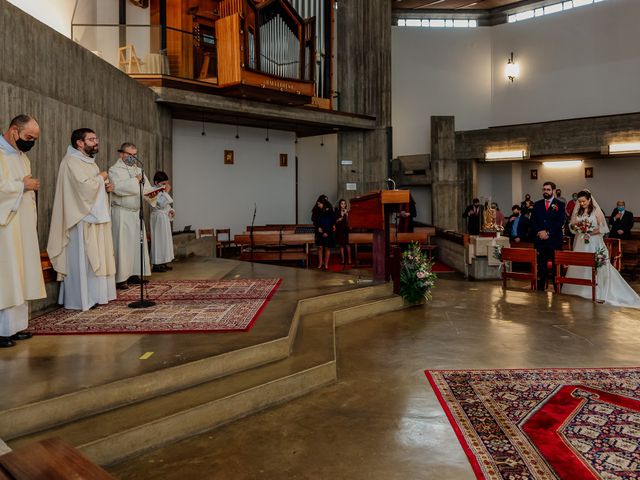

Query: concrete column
[336,0,391,200]
[431,116,472,231]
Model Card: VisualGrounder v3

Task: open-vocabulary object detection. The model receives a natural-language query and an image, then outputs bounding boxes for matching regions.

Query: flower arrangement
[594,246,608,270]
[571,219,594,244]
[400,242,437,304]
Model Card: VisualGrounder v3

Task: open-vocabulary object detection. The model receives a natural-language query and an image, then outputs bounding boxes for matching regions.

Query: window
[395,17,477,28]
[507,0,603,24]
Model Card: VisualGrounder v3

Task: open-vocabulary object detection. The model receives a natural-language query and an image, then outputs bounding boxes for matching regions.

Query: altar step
[5,285,406,466]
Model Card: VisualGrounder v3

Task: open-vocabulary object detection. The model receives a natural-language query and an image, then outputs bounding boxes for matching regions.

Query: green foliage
[399,242,437,304]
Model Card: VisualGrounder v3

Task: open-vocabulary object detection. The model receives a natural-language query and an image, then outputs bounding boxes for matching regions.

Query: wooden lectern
[349,190,410,281]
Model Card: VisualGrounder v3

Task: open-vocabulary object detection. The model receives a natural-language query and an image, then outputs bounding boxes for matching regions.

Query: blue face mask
[618,206,625,212]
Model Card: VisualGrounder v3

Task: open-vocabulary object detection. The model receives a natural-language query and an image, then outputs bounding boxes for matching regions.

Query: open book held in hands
[145,185,165,198]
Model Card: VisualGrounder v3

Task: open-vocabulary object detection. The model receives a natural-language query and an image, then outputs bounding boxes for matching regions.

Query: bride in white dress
[563,190,640,307]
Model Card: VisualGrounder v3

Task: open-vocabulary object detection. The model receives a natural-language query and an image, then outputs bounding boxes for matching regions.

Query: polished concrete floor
[109,272,640,479]
[0,258,363,410]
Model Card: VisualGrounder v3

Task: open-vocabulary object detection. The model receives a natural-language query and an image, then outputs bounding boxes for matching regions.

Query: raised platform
[0,257,406,466]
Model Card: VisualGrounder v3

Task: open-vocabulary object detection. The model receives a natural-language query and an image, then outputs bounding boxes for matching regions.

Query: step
[334,295,406,327]
[9,309,338,466]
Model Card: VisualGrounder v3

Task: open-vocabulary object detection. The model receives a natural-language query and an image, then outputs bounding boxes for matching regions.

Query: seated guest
[506,205,530,243]
[609,200,634,240]
[520,194,532,212]
[555,188,566,205]
[463,198,482,235]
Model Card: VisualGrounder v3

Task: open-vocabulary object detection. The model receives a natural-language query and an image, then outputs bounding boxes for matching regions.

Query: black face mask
[16,137,36,152]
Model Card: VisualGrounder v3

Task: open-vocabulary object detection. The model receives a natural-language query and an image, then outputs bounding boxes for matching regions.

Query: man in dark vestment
[463,198,483,235]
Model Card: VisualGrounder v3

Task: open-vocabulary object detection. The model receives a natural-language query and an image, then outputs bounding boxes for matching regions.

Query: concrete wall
[391,27,492,157]
[0,0,172,309]
[172,120,296,236]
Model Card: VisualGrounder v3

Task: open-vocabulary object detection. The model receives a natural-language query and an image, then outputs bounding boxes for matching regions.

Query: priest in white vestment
[0,115,46,348]
[109,143,157,286]
[47,128,116,311]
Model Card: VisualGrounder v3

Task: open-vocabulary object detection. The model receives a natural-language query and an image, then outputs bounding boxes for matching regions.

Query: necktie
[545,200,550,211]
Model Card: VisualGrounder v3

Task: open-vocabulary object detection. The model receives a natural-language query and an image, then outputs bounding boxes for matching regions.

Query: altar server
[150,171,175,272]
[47,128,116,311]
[0,115,46,347]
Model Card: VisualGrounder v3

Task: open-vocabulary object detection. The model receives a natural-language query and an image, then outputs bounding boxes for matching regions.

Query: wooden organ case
[158,0,319,105]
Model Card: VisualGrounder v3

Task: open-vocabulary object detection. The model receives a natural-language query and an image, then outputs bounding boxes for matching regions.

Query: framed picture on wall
[530,169,538,180]
[224,150,234,165]
[585,167,593,178]
[279,153,288,167]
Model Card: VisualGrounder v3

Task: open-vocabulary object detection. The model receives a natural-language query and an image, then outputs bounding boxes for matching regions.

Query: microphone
[386,178,397,190]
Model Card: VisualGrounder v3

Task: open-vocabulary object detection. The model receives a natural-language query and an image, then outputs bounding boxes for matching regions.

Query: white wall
[7,0,77,37]
[491,0,640,125]
[172,120,296,236]
[296,134,338,224]
[392,27,492,157]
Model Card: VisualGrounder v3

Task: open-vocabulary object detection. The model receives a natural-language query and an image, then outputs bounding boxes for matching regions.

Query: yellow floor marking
[139,352,154,360]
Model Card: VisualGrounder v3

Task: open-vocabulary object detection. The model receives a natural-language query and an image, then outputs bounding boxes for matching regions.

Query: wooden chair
[604,238,622,271]
[215,228,233,257]
[554,251,597,302]
[621,239,640,278]
[118,44,143,73]
[500,247,537,290]
[196,228,214,239]
[562,235,573,251]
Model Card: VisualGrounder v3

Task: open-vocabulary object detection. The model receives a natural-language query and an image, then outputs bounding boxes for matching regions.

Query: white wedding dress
[563,211,640,308]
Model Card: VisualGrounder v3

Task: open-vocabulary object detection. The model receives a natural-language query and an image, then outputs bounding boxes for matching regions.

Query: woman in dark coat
[334,198,351,265]
[312,195,335,270]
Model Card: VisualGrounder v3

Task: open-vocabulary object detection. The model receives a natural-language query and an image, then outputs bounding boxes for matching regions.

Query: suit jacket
[531,198,565,249]
[506,214,530,240]
[609,209,634,239]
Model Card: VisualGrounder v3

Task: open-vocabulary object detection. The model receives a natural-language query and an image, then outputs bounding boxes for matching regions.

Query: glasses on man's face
[84,137,98,143]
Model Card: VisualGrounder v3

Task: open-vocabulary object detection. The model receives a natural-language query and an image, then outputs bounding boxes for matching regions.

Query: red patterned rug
[29,279,281,335]
[425,368,640,480]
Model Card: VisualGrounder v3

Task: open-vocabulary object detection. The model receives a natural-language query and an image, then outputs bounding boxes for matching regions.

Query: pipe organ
[158,0,332,106]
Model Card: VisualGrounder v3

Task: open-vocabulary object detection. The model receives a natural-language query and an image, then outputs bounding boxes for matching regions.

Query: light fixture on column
[235,119,240,139]
[201,114,206,136]
[320,136,324,147]
[485,149,527,161]
[603,142,640,155]
[505,52,519,82]
[265,127,270,142]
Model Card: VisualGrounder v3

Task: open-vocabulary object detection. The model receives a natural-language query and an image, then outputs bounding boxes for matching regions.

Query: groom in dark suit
[532,182,566,291]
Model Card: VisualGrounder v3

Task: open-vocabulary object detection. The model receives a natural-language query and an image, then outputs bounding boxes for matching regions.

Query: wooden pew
[500,247,537,290]
[234,233,313,267]
[554,251,597,302]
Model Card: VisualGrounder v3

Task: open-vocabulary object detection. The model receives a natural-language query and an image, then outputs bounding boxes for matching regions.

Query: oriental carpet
[425,368,640,480]
[29,278,281,334]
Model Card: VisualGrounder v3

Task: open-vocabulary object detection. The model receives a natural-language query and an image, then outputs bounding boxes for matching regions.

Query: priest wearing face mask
[609,201,634,240]
[0,115,46,347]
[47,128,116,311]
[109,143,156,288]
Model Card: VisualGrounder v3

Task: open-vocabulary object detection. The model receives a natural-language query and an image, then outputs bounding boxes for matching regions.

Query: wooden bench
[234,233,313,267]
[604,237,622,271]
[621,239,640,278]
[500,247,537,290]
[554,251,597,302]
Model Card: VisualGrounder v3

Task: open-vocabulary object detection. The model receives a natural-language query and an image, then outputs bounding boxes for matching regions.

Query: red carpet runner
[29,279,281,334]
[426,368,640,480]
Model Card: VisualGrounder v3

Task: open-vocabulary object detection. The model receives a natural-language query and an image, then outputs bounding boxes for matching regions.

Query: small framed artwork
[585,167,593,178]
[224,150,234,165]
[530,169,538,180]
[279,153,288,167]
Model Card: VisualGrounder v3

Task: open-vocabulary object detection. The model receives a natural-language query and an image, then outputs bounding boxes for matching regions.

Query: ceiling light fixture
[542,160,583,168]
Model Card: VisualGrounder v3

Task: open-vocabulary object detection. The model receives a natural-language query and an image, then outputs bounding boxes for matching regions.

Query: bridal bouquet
[571,219,594,244]
[400,242,437,304]
[594,246,608,270]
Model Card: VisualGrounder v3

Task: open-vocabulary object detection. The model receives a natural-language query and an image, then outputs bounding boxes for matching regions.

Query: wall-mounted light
[603,142,640,155]
[542,160,583,168]
[505,52,519,82]
[485,149,527,161]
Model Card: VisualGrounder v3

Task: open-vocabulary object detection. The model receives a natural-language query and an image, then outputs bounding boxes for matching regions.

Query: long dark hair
[576,190,594,216]
[312,195,332,215]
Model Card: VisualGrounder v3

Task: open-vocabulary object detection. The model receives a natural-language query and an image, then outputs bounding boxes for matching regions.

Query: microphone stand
[249,203,257,262]
[128,156,156,309]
